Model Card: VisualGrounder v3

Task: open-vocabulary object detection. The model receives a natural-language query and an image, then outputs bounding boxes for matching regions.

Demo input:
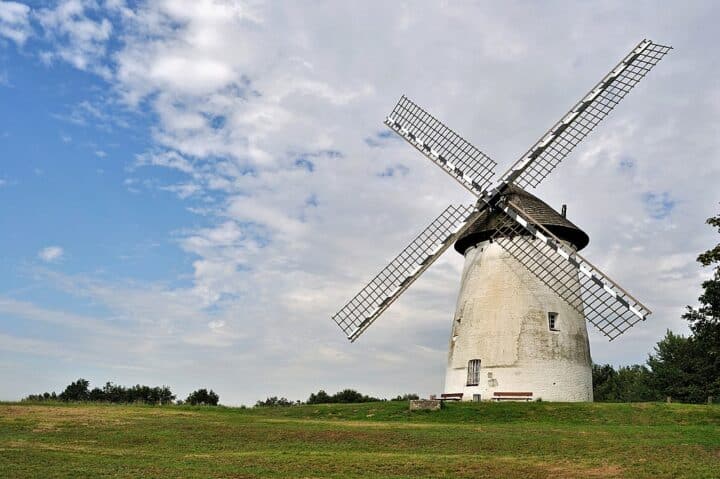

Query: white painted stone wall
[443,239,593,402]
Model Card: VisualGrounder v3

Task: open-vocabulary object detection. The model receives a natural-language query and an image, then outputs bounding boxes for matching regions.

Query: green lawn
[1,401,718,478]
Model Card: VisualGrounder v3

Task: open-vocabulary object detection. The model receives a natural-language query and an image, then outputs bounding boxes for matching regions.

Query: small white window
[548,312,559,331]
[466,359,481,386]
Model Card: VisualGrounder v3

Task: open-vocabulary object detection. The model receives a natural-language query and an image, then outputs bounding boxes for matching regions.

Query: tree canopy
[186,388,220,406]
[594,208,720,403]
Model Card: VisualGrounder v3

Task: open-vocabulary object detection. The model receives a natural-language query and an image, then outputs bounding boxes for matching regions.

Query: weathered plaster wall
[443,240,593,402]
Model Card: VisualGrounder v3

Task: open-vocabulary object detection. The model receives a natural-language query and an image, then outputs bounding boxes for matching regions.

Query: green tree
[304,389,382,404]
[593,364,659,402]
[59,378,90,401]
[307,390,332,404]
[644,209,720,403]
[615,364,659,402]
[647,330,702,402]
[592,364,619,401]
[255,396,293,407]
[391,393,419,401]
[682,210,720,400]
[186,388,220,406]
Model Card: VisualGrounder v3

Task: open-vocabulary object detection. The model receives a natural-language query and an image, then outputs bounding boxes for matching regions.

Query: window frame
[548,312,559,331]
[466,359,481,386]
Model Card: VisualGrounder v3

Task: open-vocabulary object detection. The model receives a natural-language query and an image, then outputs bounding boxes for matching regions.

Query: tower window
[548,312,559,331]
[466,359,481,386]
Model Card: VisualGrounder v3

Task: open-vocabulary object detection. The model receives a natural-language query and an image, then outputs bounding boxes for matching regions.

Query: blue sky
[1,1,719,405]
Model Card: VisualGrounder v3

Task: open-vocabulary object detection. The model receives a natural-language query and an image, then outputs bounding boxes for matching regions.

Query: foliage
[23,378,175,405]
[255,396,295,407]
[186,388,220,406]
[391,393,420,401]
[681,210,720,399]
[23,392,58,402]
[593,208,720,404]
[59,378,90,401]
[646,331,703,402]
[643,210,720,403]
[306,389,382,404]
[592,364,660,402]
[306,390,332,404]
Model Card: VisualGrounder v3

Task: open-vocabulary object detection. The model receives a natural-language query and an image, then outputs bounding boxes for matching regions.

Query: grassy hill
[1,400,719,478]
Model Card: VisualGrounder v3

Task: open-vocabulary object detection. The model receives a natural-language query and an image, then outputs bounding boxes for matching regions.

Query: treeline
[255,389,418,407]
[595,210,720,404]
[23,379,219,406]
[593,328,718,404]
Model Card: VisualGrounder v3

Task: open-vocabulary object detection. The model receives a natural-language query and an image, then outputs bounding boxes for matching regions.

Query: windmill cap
[454,184,589,254]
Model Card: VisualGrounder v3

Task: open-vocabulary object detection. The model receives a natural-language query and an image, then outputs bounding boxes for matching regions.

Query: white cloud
[37,246,64,263]
[0,1,31,45]
[35,0,113,77]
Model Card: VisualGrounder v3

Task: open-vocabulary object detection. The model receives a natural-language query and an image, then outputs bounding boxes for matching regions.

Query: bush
[305,389,381,404]
[391,394,419,401]
[186,388,220,406]
[255,396,295,407]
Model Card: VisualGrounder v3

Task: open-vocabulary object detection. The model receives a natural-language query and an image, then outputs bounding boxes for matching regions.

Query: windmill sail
[501,40,672,190]
[331,39,668,345]
[332,204,479,342]
[491,200,651,340]
[386,95,497,195]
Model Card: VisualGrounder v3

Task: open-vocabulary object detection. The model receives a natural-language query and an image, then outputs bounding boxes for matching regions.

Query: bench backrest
[493,392,532,397]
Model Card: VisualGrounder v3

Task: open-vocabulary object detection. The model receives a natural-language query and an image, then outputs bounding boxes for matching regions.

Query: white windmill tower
[331,40,671,402]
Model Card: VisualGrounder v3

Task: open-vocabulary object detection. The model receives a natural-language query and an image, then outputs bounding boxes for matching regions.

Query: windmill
[331,40,672,401]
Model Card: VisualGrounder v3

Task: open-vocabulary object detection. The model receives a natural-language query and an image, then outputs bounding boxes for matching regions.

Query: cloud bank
[1,0,719,404]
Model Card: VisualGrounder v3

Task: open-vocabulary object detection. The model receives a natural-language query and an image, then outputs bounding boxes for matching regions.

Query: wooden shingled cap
[454,184,589,254]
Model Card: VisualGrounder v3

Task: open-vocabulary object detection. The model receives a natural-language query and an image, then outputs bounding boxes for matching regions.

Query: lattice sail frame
[491,200,651,340]
[331,39,669,342]
[332,204,480,342]
[500,40,672,190]
[386,95,497,195]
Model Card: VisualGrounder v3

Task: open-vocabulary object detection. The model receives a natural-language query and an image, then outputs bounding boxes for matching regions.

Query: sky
[0,0,719,406]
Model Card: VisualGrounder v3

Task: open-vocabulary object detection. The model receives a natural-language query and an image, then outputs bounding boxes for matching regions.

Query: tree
[333,389,376,403]
[88,387,105,402]
[255,396,294,407]
[186,388,220,406]
[646,209,720,403]
[593,364,659,402]
[391,393,419,401]
[682,210,720,400]
[304,389,382,404]
[306,390,332,404]
[592,364,619,401]
[647,331,701,402]
[59,379,90,401]
[614,364,659,402]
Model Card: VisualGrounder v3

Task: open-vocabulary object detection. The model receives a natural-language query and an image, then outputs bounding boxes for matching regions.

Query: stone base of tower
[445,241,593,403]
[444,361,592,402]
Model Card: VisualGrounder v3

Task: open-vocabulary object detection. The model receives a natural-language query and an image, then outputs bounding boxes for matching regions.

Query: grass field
[1,401,719,478]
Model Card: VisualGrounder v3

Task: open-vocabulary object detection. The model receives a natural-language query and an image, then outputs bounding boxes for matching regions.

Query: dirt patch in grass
[3,405,121,419]
[548,462,623,479]
[4,440,93,454]
[259,418,449,429]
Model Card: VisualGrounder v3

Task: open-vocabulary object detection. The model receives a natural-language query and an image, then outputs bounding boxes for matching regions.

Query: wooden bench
[440,393,463,401]
[492,392,533,402]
